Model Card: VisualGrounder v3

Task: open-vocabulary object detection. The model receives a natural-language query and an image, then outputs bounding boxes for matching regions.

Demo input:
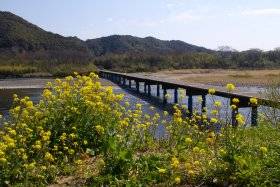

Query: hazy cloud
[106,18,113,22]
[161,11,201,24]
[242,8,280,16]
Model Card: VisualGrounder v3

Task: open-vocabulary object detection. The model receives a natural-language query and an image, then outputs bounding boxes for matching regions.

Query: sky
[1,0,280,51]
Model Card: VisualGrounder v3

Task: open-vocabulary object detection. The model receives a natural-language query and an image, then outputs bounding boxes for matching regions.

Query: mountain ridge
[0,11,279,75]
[0,11,213,58]
[86,35,212,56]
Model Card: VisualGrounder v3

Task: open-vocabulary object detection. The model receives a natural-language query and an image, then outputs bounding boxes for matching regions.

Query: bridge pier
[251,106,258,126]
[230,98,258,126]
[129,79,132,88]
[201,94,206,113]
[136,81,140,93]
[118,75,121,84]
[187,95,193,117]
[163,87,167,105]
[120,77,124,86]
[232,108,239,126]
[148,84,151,96]
[174,88,178,103]
[144,82,147,94]
[157,84,160,97]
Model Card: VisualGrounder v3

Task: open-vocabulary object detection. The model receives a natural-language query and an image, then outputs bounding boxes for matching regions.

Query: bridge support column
[144,82,147,93]
[148,84,151,96]
[112,75,115,82]
[136,81,140,93]
[188,95,193,117]
[232,108,239,127]
[163,87,167,105]
[251,106,258,126]
[201,94,206,113]
[174,88,178,103]
[129,79,132,88]
[119,76,122,84]
[122,77,126,86]
[117,76,120,84]
[157,84,160,97]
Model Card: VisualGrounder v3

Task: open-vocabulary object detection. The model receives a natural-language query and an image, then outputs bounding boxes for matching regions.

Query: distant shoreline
[0,78,115,89]
[135,69,280,87]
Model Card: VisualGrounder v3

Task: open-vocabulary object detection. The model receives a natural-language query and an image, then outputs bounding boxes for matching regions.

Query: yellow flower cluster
[0,72,126,184]
[226,83,235,92]
[250,97,258,105]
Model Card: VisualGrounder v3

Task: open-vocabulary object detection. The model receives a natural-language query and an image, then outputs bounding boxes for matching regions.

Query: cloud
[161,12,200,24]
[166,3,175,9]
[242,8,280,16]
[106,18,113,22]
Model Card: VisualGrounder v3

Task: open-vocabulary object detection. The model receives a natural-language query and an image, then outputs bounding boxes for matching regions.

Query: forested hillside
[86,35,212,56]
[0,11,280,76]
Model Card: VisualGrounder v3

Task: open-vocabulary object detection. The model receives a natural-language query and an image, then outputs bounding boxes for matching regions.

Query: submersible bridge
[98,70,280,126]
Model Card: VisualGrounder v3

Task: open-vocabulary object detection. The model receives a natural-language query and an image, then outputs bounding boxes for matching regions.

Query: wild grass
[0,64,37,77]
[0,61,97,78]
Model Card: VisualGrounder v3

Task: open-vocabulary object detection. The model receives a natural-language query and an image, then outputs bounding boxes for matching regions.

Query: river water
[0,78,278,126]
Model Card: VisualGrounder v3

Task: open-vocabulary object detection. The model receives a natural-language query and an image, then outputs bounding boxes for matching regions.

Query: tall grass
[0,65,37,77]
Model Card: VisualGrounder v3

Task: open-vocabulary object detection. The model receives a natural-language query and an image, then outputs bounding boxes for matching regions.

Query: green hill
[86,35,212,56]
[0,11,90,60]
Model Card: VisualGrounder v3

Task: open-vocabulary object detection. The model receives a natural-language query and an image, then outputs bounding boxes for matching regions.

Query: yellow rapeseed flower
[208,88,216,95]
[194,161,200,166]
[231,104,237,110]
[214,101,222,107]
[211,110,218,115]
[171,157,180,168]
[236,113,245,125]
[197,96,203,103]
[26,101,33,108]
[0,157,7,164]
[185,162,192,170]
[193,147,200,153]
[68,149,75,155]
[188,170,195,175]
[219,149,227,156]
[45,152,54,162]
[95,125,105,135]
[43,89,52,98]
[210,118,218,123]
[250,97,258,105]
[260,146,268,154]
[158,168,166,174]
[175,176,181,184]
[185,137,192,145]
[206,137,215,145]
[232,98,240,103]
[226,83,235,92]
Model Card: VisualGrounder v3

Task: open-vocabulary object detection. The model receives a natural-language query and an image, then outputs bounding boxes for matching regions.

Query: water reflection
[0,88,43,116]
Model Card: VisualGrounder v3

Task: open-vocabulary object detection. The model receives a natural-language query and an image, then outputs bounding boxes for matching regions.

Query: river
[0,78,277,125]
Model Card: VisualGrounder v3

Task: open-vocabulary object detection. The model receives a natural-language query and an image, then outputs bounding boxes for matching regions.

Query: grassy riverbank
[138,69,280,87]
[0,73,279,186]
[0,63,97,78]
